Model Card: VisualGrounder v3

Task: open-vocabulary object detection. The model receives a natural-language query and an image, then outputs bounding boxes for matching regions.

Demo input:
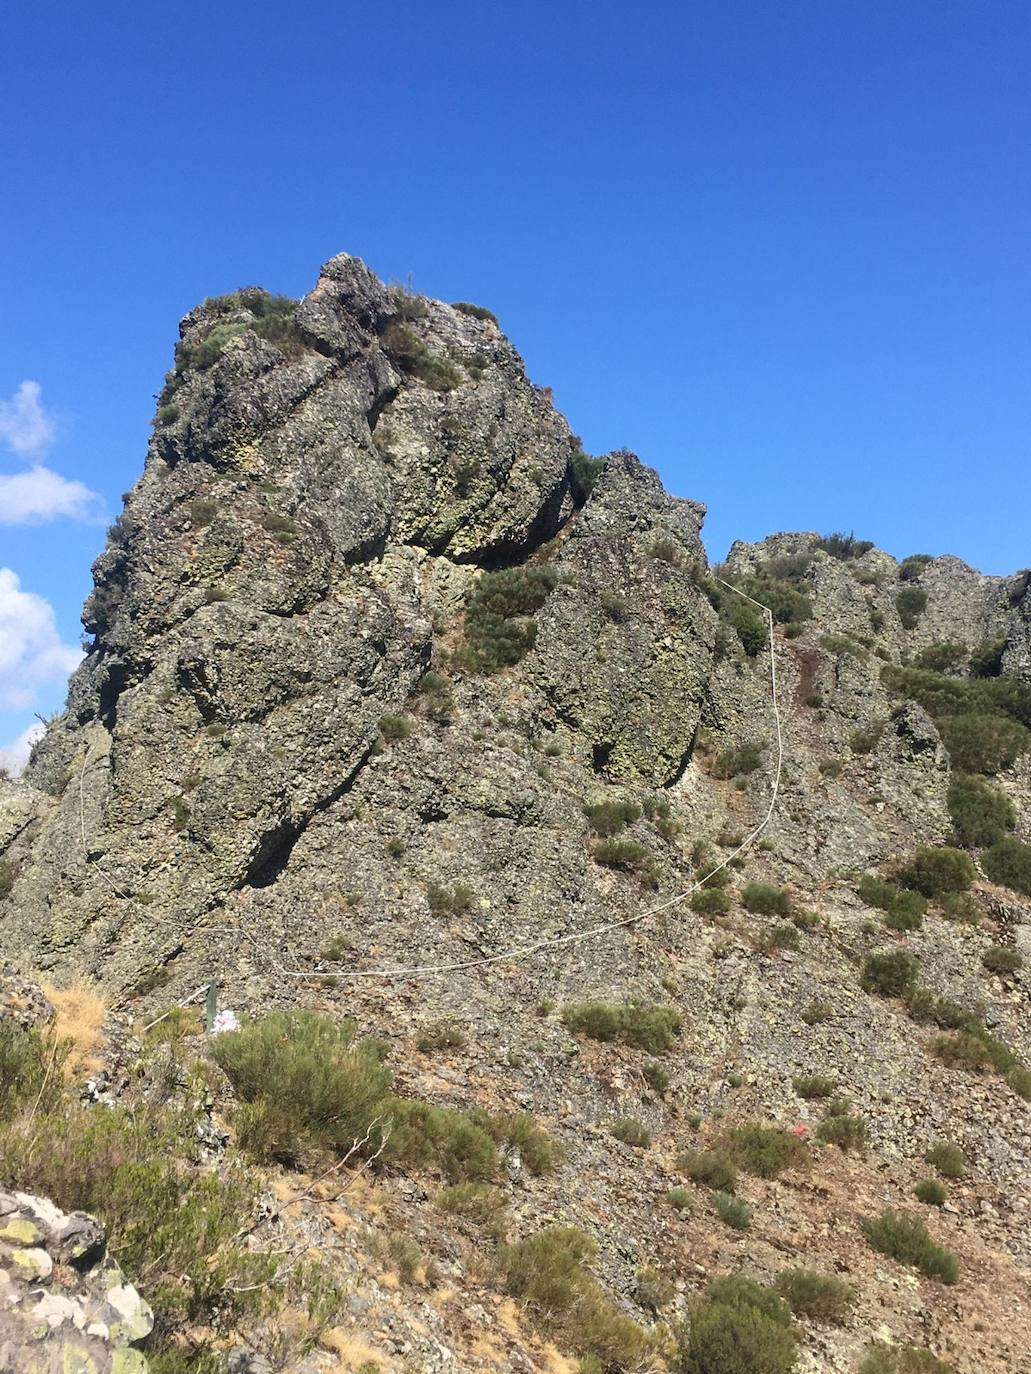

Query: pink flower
[791,1123,809,1137]
[211,1009,240,1035]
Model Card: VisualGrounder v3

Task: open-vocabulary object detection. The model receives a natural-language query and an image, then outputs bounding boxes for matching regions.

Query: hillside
[1,253,1030,1374]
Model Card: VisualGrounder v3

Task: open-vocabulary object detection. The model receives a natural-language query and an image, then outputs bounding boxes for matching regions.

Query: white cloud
[0,465,103,524]
[0,567,82,713]
[0,381,102,525]
[0,721,44,777]
[0,381,55,455]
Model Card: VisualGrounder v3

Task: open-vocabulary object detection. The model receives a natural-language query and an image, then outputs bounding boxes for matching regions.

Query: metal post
[205,981,217,1033]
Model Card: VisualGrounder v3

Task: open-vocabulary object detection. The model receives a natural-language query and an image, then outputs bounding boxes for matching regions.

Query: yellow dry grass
[40,978,106,1078]
[319,1327,389,1369]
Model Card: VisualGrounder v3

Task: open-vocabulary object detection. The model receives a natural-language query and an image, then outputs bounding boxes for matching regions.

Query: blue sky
[2,1,1029,769]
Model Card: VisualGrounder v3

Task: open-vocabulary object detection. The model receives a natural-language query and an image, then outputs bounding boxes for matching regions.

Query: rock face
[1,251,1031,1374]
[0,1191,152,1373]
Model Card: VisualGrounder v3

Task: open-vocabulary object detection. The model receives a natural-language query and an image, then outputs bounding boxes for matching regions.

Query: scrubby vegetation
[914,1178,947,1206]
[857,874,926,930]
[498,1227,652,1370]
[451,300,498,323]
[882,663,1031,773]
[584,798,642,836]
[590,837,658,883]
[775,1267,855,1323]
[380,319,461,390]
[561,1001,681,1053]
[677,1147,738,1192]
[741,883,791,915]
[727,1123,807,1178]
[947,774,1016,846]
[459,564,558,672]
[713,1192,752,1231]
[982,836,1031,894]
[861,949,919,997]
[816,531,874,560]
[711,741,765,779]
[673,1275,796,1374]
[859,1343,957,1374]
[862,1209,959,1283]
[896,846,974,897]
[924,1142,967,1178]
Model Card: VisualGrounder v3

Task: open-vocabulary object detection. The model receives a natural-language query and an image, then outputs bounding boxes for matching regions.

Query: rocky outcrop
[0,1191,152,1373]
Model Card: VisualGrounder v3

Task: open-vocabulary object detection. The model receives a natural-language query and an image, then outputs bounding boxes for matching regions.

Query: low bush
[584,798,642,836]
[713,1192,752,1231]
[691,887,732,914]
[982,945,1022,976]
[947,774,1015,847]
[380,320,461,390]
[427,881,475,914]
[790,907,821,931]
[925,1142,967,1178]
[673,1275,795,1374]
[982,836,1031,895]
[712,742,765,779]
[862,1208,959,1283]
[792,1074,836,1099]
[858,873,927,929]
[560,1001,681,1054]
[451,300,498,324]
[728,1123,806,1179]
[379,713,412,743]
[416,1021,466,1052]
[569,448,607,504]
[774,1267,855,1324]
[611,1116,651,1147]
[438,1182,509,1237]
[861,949,919,998]
[897,846,974,897]
[859,1342,957,1374]
[970,635,1007,678]
[914,1178,947,1206]
[642,1059,671,1094]
[741,883,791,916]
[590,838,657,883]
[816,1113,867,1152]
[851,721,885,753]
[667,1186,692,1211]
[486,1111,563,1175]
[881,664,1031,773]
[801,999,833,1025]
[818,759,843,778]
[915,642,966,672]
[930,1031,995,1071]
[896,586,929,628]
[498,1227,652,1370]
[1007,1065,1031,1100]
[678,1148,738,1192]
[817,532,874,560]
[460,564,558,673]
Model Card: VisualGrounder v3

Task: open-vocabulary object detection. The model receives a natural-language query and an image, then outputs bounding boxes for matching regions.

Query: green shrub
[792,1074,836,1099]
[915,643,966,672]
[774,1267,855,1323]
[719,594,769,656]
[560,1001,681,1054]
[970,635,1007,678]
[862,1209,959,1283]
[451,300,498,324]
[611,1116,651,1147]
[821,632,868,658]
[416,1020,466,1052]
[819,758,843,778]
[931,1031,995,1071]
[801,1000,833,1025]
[896,587,929,629]
[0,1026,67,1119]
[643,1060,671,1094]
[210,1011,394,1164]
[379,713,412,742]
[817,532,874,560]
[882,664,1031,773]
[940,713,1030,774]
[728,1123,806,1179]
[897,846,974,897]
[1007,1065,1031,1100]
[816,1113,867,1152]
[982,836,1031,895]
[758,922,801,953]
[427,881,475,914]
[673,1275,795,1374]
[667,1186,692,1211]
[924,1142,967,1178]
[858,1342,957,1374]
[678,1148,738,1192]
[858,874,927,929]
[584,798,642,836]
[851,721,884,753]
[498,1227,651,1369]
[712,742,765,780]
[487,1111,563,1175]
[691,887,732,914]
[438,1182,509,1236]
[569,448,607,504]
[460,565,558,673]
[861,949,919,997]
[947,774,1015,847]
[790,907,820,931]
[590,838,657,883]
[387,1098,498,1183]
[741,883,790,916]
[982,945,1022,976]
[914,1178,946,1206]
[713,1192,752,1231]
[381,321,460,390]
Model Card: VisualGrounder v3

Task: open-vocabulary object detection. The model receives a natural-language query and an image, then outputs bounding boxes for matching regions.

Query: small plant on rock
[862,1209,959,1283]
[774,1267,855,1324]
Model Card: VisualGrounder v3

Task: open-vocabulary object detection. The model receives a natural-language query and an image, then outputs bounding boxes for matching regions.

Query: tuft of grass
[41,980,106,1080]
[914,1178,947,1206]
[727,1123,807,1179]
[897,846,974,897]
[792,1074,836,1099]
[677,1148,738,1193]
[712,742,765,780]
[816,1112,867,1152]
[924,1142,967,1178]
[982,945,1022,977]
[674,1274,796,1373]
[713,1191,752,1231]
[416,1020,466,1053]
[611,1116,651,1147]
[583,798,642,836]
[427,881,475,914]
[379,714,412,743]
[437,1182,509,1238]
[561,1001,681,1054]
[858,1342,957,1374]
[861,949,919,998]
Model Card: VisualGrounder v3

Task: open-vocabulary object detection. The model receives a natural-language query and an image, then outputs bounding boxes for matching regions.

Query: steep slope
[1,253,1031,1374]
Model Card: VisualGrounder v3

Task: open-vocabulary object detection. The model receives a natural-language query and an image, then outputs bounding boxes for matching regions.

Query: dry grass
[40,978,106,1078]
[318,1327,388,1369]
